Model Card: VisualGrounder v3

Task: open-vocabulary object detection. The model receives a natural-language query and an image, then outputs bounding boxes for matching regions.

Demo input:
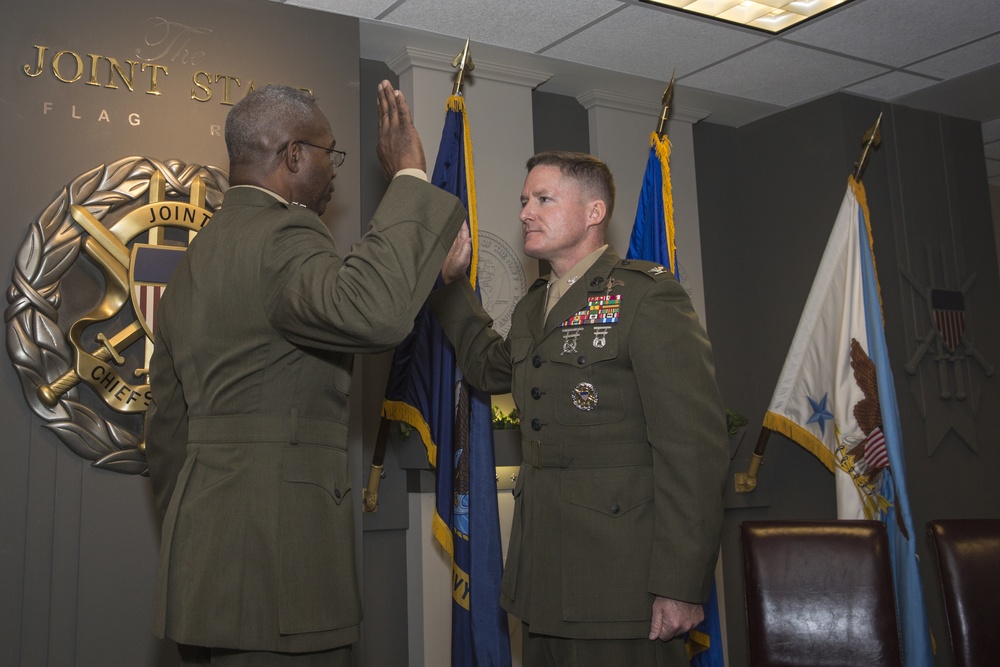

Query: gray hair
[225,85,319,164]
[526,151,616,222]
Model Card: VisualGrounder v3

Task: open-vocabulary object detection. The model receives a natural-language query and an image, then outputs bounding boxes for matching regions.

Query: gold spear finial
[852,112,883,182]
[656,70,677,138]
[451,38,475,96]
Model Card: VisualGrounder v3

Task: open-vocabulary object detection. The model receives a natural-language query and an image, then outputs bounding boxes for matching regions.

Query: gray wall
[0,1,362,664]
[695,93,1000,666]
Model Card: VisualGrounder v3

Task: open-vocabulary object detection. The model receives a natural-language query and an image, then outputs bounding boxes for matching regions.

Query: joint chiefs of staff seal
[429,152,729,664]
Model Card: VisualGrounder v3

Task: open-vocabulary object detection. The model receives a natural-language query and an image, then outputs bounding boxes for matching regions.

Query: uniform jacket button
[577,356,586,365]
[531,387,542,399]
[531,418,542,431]
[610,503,620,515]
[532,355,542,368]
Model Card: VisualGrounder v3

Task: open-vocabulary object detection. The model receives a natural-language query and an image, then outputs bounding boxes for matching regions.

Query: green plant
[492,405,521,430]
[726,408,748,437]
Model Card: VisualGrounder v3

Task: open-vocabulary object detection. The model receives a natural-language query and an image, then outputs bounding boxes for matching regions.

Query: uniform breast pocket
[550,328,625,426]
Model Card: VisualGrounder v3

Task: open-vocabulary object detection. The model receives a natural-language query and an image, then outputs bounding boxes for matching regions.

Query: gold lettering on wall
[22,44,313,107]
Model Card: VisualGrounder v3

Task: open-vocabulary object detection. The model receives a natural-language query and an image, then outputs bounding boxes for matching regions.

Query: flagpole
[450,38,474,97]
[852,113,883,182]
[656,70,676,138]
[362,418,389,512]
[735,112,885,494]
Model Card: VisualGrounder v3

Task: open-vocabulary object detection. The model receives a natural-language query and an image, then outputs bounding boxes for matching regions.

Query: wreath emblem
[5,157,227,474]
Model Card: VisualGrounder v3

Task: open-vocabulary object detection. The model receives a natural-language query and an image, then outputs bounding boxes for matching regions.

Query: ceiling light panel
[642,0,854,33]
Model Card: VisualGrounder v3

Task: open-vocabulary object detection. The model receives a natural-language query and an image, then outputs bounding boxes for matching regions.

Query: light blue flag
[857,187,934,667]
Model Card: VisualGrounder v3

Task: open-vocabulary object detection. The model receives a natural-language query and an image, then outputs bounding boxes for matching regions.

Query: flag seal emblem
[571,382,598,411]
[5,157,223,474]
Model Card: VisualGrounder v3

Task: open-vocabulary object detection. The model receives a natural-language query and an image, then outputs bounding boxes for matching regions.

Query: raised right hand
[375,80,426,180]
[441,222,472,285]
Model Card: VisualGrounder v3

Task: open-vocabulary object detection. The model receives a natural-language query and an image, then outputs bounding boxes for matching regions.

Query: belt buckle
[531,439,541,468]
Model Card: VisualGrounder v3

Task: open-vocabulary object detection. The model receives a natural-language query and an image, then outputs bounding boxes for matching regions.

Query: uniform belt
[523,439,652,468]
[188,412,348,448]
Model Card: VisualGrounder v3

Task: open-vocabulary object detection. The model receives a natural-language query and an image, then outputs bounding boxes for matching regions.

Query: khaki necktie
[544,280,563,321]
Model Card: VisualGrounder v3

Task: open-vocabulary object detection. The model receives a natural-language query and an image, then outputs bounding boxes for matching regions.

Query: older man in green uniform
[145,82,466,665]
[430,151,728,665]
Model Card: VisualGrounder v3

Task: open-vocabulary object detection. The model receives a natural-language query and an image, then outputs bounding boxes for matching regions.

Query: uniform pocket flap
[282,445,352,505]
[560,467,653,517]
[550,332,618,366]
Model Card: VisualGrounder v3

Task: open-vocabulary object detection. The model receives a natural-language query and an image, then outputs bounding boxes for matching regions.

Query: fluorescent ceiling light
[642,0,853,34]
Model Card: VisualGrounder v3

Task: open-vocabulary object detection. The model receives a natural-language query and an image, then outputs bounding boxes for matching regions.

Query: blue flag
[627,132,679,280]
[627,132,724,666]
[382,95,511,667]
[763,178,934,666]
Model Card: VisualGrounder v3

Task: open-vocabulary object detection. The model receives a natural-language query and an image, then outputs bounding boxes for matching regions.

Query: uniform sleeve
[428,278,514,395]
[145,326,190,527]
[266,175,466,352]
[631,277,728,604]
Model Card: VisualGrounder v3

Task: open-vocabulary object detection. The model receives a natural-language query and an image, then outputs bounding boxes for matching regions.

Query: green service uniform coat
[146,178,465,652]
[429,248,728,639]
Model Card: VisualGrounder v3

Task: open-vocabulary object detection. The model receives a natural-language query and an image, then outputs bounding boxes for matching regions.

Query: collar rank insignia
[561,294,621,327]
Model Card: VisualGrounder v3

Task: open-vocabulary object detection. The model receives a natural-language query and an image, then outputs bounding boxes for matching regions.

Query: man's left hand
[648,596,704,641]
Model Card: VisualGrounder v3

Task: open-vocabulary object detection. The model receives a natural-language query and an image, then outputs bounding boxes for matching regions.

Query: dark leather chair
[740,520,902,667]
[926,519,1000,667]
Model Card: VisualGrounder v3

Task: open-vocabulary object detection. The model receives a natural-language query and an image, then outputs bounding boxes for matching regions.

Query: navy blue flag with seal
[382,94,511,667]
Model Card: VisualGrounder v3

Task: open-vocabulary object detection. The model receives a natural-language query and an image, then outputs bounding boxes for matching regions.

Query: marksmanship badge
[5,157,226,474]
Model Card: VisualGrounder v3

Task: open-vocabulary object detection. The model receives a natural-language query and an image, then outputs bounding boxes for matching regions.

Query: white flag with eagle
[762,176,933,666]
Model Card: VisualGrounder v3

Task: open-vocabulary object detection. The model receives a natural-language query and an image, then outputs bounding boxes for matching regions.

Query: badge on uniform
[561,294,621,327]
[571,382,598,411]
[592,326,611,348]
[561,327,584,355]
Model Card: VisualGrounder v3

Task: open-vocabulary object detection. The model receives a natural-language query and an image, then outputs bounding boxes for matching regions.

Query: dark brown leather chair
[926,519,1000,667]
[740,520,902,667]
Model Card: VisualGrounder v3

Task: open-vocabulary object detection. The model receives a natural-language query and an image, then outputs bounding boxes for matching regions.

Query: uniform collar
[543,247,621,333]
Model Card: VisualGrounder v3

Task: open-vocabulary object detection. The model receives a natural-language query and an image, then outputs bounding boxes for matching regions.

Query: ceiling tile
[286,0,398,19]
[379,0,624,54]
[983,118,1000,143]
[782,0,1000,68]
[543,6,765,81]
[846,71,939,101]
[679,40,887,107]
[906,34,1000,79]
[984,141,1000,161]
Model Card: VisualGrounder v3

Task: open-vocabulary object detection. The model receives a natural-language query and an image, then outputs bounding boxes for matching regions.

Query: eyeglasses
[284,140,347,167]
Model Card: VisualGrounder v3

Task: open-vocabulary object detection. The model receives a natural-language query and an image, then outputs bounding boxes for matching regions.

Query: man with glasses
[146,82,467,665]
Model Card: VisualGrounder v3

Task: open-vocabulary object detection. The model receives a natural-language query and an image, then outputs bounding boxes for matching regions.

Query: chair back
[927,519,1000,667]
[741,520,902,667]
